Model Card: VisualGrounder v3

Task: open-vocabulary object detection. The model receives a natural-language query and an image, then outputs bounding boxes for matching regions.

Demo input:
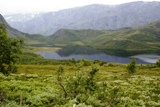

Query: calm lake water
[36,45,160,64]
[36,51,160,64]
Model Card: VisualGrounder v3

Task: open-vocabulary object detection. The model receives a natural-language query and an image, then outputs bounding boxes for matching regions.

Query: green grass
[0,62,160,106]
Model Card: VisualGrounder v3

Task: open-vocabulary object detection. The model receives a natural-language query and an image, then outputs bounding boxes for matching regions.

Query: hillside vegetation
[0,61,160,106]
[47,20,160,56]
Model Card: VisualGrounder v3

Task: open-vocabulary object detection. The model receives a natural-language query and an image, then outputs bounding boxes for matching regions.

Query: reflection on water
[134,54,160,63]
[37,51,128,62]
[36,46,160,64]
[36,51,159,64]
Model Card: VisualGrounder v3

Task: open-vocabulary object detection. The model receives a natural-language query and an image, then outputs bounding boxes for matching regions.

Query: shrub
[126,57,136,74]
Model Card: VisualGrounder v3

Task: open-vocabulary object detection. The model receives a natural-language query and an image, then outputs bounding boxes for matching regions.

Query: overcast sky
[0,0,160,15]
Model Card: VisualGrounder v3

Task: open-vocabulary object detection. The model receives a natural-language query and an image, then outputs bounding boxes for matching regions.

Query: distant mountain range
[4,1,160,35]
[1,12,160,56]
[5,13,43,22]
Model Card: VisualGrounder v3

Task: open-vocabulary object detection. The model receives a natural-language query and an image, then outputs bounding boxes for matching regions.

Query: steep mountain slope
[5,1,160,35]
[0,14,46,43]
[47,20,160,56]
[0,14,25,38]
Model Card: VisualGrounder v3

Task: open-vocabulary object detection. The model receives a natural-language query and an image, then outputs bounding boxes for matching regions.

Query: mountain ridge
[47,19,160,56]
[1,12,160,56]
[0,14,26,38]
[5,1,160,35]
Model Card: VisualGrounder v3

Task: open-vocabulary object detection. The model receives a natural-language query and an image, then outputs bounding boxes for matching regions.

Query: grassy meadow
[0,60,160,106]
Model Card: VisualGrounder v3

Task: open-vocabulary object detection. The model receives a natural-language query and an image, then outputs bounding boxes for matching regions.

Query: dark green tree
[0,23,23,75]
[126,57,136,74]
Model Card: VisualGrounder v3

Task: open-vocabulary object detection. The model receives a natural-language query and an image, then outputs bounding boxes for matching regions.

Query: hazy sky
[0,0,160,15]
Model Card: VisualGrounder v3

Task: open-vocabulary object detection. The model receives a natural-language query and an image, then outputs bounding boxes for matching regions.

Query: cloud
[0,0,159,15]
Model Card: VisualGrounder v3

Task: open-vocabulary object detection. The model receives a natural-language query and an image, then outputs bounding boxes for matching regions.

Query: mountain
[0,14,46,43]
[47,20,160,56]
[4,13,43,22]
[0,14,25,38]
[0,14,9,27]
[2,11,160,56]
[5,1,160,35]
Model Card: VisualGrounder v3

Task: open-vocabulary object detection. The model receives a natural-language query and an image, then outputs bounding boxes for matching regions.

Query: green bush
[126,57,136,74]
[0,61,160,106]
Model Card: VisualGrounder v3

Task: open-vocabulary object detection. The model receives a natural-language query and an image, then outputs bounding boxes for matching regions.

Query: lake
[36,51,160,64]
